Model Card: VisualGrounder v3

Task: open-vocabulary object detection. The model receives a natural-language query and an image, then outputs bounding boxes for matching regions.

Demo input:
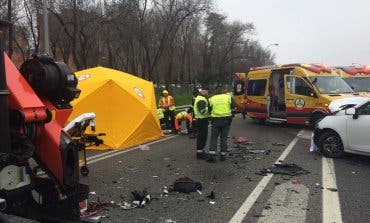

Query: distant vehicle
[246,63,356,125]
[335,66,370,96]
[313,97,370,158]
[232,72,247,113]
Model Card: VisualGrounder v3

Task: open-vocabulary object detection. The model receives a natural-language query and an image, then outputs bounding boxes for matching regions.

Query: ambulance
[334,66,370,96]
[232,72,247,113]
[246,63,356,125]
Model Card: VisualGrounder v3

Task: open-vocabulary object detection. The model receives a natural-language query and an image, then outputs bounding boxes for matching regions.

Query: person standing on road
[207,86,234,162]
[158,90,176,133]
[194,89,210,159]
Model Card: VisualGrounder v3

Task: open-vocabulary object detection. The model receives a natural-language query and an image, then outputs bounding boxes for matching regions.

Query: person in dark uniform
[194,89,210,159]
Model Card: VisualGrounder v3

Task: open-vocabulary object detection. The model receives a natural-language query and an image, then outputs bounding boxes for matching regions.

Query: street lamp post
[43,0,49,54]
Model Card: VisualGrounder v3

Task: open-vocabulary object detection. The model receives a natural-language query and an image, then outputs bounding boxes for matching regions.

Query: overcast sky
[215,0,370,66]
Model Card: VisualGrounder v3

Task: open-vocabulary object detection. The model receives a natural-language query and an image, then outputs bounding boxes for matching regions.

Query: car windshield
[343,77,370,92]
[309,76,354,94]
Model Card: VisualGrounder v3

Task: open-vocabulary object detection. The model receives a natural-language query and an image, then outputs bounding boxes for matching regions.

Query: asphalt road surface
[7,114,370,223]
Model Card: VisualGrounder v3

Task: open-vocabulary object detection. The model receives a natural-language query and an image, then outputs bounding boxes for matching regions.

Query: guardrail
[175,105,192,112]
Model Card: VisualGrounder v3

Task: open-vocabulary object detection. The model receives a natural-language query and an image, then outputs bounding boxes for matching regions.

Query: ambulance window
[286,76,312,96]
[247,80,267,96]
[233,80,244,96]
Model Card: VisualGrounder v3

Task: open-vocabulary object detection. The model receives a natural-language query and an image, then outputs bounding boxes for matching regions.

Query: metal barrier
[175,105,191,112]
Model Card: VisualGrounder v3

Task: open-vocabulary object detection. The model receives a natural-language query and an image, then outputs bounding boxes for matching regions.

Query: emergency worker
[174,111,193,133]
[194,89,210,159]
[208,86,234,162]
[158,90,176,132]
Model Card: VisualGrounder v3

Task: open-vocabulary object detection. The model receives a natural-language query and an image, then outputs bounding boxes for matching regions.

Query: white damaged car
[313,97,370,158]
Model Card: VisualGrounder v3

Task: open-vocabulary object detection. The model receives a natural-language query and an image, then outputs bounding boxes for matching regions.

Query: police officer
[208,86,234,162]
[194,89,210,159]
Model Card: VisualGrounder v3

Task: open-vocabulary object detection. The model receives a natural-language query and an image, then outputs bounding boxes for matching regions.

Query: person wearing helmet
[174,111,193,133]
[158,90,176,132]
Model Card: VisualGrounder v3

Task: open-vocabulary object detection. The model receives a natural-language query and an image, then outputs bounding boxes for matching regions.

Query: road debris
[139,144,150,151]
[233,136,249,144]
[81,200,112,218]
[172,177,202,193]
[121,190,151,210]
[272,142,286,146]
[206,191,215,199]
[327,187,338,192]
[256,164,310,176]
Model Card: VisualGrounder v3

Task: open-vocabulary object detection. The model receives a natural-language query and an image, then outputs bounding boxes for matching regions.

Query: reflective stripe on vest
[161,96,176,110]
[210,94,231,117]
[194,95,209,119]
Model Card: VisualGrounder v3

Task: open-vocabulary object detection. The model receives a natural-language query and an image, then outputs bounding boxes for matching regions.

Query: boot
[220,153,227,161]
[196,151,206,160]
[207,154,216,163]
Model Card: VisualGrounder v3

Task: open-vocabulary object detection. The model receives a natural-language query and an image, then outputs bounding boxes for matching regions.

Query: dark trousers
[196,118,209,151]
[209,118,231,155]
[164,110,175,131]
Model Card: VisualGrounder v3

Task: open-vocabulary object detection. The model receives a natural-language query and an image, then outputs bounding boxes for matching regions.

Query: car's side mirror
[345,107,358,119]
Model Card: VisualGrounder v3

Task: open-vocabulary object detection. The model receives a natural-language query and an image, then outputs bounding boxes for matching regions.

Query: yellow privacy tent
[69,67,163,149]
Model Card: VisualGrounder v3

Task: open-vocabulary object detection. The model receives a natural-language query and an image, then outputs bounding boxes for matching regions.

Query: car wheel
[318,131,344,158]
[310,113,326,127]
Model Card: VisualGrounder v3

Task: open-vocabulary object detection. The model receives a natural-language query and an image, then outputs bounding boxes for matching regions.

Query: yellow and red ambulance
[334,66,370,96]
[232,72,247,113]
[246,63,356,125]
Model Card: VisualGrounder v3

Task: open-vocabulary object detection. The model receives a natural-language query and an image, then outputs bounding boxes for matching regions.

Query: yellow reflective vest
[209,94,232,118]
[194,95,209,119]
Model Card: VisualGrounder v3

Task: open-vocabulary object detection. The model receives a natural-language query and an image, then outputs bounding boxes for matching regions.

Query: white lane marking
[229,130,304,223]
[87,135,178,164]
[322,157,343,223]
[257,182,309,223]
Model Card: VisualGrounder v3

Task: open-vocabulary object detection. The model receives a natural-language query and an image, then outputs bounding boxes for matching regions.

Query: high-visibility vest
[157,109,164,119]
[194,95,209,119]
[159,96,176,111]
[209,94,232,118]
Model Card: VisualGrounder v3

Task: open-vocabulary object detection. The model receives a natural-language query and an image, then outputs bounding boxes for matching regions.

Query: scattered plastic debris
[209,201,216,205]
[89,191,96,195]
[172,177,202,193]
[81,200,112,218]
[352,171,356,174]
[233,136,248,143]
[87,215,102,221]
[315,183,320,187]
[309,133,318,152]
[121,190,151,210]
[140,217,151,222]
[139,144,150,151]
[256,164,310,176]
[197,190,203,195]
[327,188,338,192]
[206,191,215,199]
[153,176,159,178]
[164,219,177,223]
